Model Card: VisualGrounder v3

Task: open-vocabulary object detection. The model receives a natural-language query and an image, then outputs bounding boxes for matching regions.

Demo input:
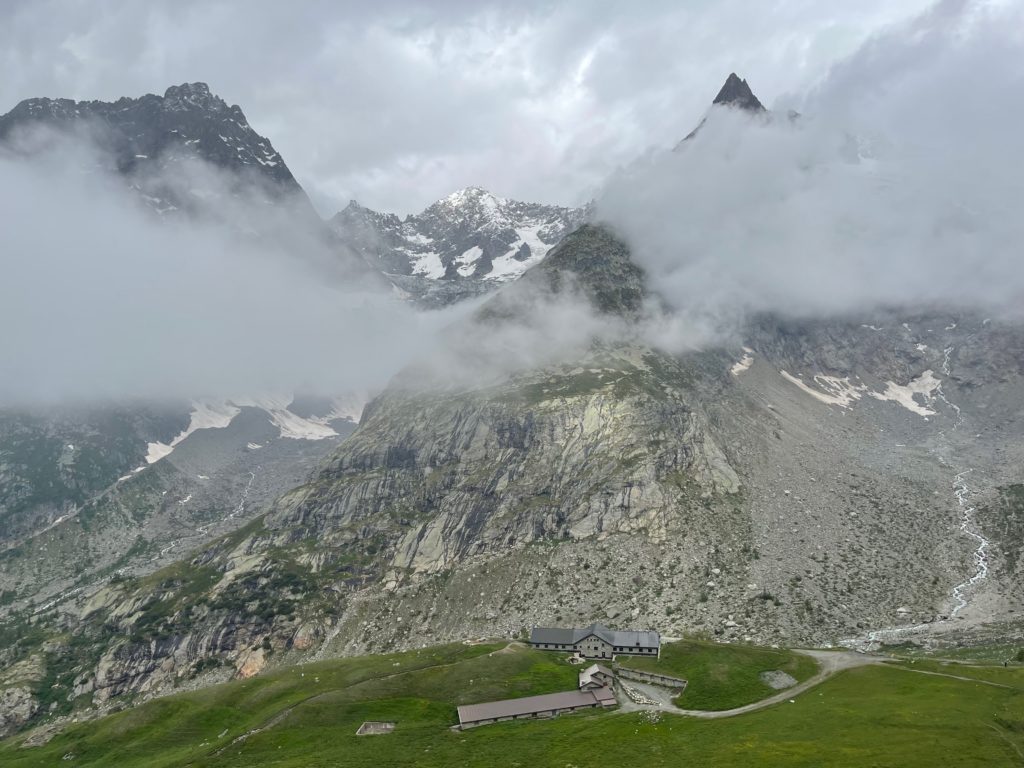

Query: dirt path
[617,649,881,720]
[888,663,1020,690]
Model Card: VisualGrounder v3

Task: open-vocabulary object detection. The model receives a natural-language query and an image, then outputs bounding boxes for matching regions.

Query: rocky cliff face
[0,404,186,549]
[268,346,741,576]
[0,397,362,612]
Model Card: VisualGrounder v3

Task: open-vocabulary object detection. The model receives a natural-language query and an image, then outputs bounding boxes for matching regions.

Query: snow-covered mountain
[332,187,589,306]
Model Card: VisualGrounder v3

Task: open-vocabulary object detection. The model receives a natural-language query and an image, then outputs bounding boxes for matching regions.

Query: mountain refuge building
[530,623,661,659]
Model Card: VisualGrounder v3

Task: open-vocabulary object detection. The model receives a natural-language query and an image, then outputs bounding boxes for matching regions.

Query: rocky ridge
[0,82,313,221]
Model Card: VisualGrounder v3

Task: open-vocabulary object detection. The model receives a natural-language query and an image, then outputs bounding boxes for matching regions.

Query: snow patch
[145,393,365,463]
[232,394,365,440]
[486,224,553,281]
[146,400,242,463]
[780,371,865,407]
[408,250,446,279]
[869,370,941,416]
[780,368,944,418]
[730,347,754,376]
[455,245,483,277]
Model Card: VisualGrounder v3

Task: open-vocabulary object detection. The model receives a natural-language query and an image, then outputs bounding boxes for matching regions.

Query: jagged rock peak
[0,80,311,219]
[712,73,765,112]
[341,199,372,213]
[162,82,229,112]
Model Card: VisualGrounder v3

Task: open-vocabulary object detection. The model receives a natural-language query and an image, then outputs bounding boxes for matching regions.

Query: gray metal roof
[579,663,615,688]
[530,623,660,648]
[457,689,605,724]
[529,626,578,645]
[592,685,616,704]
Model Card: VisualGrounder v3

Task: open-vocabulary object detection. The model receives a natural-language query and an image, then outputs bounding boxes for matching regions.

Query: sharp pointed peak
[712,73,765,112]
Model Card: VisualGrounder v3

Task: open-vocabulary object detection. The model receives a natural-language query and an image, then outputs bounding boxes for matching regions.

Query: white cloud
[0,134,465,403]
[596,0,1024,345]
[0,0,937,215]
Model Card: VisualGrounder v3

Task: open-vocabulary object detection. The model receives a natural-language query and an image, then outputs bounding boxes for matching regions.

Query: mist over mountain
[598,4,1024,352]
[0,99,462,403]
[0,82,321,232]
[598,2,1024,348]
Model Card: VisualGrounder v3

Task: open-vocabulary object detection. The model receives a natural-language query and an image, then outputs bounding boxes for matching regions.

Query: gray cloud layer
[0,0,936,215]
[597,0,1024,346]
[0,138,463,403]
[2,0,1020,406]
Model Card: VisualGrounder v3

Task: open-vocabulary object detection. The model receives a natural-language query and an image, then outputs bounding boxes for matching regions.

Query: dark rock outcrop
[712,73,766,112]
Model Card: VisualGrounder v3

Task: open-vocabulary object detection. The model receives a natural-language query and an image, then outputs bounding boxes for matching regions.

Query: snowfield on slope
[146,394,364,464]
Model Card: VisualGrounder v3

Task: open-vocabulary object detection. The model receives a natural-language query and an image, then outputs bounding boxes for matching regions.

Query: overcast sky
[0,0,944,216]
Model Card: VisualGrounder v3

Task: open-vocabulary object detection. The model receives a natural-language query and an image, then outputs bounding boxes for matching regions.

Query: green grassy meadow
[620,638,820,709]
[2,641,1023,768]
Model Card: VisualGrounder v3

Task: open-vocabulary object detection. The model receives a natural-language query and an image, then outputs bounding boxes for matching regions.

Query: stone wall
[615,666,687,690]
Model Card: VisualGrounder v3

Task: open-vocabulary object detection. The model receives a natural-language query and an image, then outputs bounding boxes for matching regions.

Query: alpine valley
[1,73,1022,751]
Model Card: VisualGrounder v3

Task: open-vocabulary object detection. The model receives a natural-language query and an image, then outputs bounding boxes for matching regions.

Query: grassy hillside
[2,641,1023,767]
[619,638,819,709]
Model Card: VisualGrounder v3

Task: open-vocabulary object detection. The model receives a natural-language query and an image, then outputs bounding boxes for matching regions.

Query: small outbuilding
[578,663,615,690]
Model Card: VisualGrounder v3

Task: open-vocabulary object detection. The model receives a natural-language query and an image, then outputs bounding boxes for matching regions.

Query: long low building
[530,623,661,659]
[457,687,615,728]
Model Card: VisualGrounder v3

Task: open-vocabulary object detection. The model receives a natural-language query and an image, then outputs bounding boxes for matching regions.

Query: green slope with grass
[3,641,1023,767]
[619,638,819,709]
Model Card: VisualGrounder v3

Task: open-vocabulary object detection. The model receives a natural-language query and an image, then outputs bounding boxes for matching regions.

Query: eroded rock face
[0,686,38,736]
[267,348,740,577]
